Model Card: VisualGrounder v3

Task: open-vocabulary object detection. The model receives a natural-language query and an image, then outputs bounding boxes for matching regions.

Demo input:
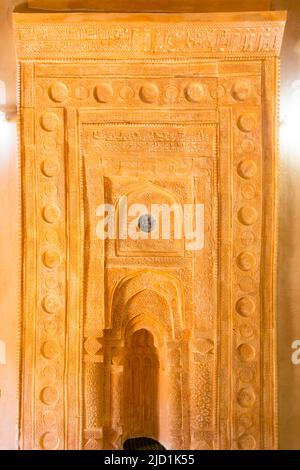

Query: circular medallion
[119,85,134,100]
[40,432,60,450]
[241,139,255,153]
[42,182,57,197]
[237,343,256,362]
[42,250,61,269]
[237,114,257,133]
[238,433,256,450]
[41,159,60,177]
[231,80,251,101]
[75,86,89,100]
[239,414,253,429]
[239,324,255,339]
[184,82,204,103]
[237,387,256,408]
[40,112,59,132]
[165,85,179,102]
[42,341,60,360]
[43,411,57,427]
[45,229,59,245]
[45,275,59,289]
[238,367,255,383]
[49,82,68,103]
[238,206,258,226]
[42,204,61,224]
[241,184,257,200]
[44,320,58,335]
[241,230,256,247]
[237,160,258,179]
[94,83,114,103]
[139,83,159,103]
[236,252,256,271]
[42,294,61,314]
[40,386,59,405]
[42,365,57,381]
[238,276,255,293]
[235,296,255,317]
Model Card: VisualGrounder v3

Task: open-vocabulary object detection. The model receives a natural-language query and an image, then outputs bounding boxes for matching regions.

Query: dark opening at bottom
[123,437,166,450]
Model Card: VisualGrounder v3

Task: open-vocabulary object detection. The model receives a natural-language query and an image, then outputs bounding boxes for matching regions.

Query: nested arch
[110,269,184,339]
[115,181,184,256]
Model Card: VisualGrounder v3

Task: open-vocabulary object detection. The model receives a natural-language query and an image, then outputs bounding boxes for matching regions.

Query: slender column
[83,336,104,449]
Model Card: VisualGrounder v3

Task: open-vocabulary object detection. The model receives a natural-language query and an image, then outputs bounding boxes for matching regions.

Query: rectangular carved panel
[14,11,285,450]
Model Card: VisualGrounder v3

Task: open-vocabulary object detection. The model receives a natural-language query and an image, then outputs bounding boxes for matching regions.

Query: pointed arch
[109,269,184,339]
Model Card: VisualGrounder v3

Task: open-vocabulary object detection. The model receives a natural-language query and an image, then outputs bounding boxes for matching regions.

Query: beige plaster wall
[0,0,299,450]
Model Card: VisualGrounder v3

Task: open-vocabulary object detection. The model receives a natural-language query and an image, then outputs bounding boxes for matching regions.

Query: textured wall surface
[0,0,299,450]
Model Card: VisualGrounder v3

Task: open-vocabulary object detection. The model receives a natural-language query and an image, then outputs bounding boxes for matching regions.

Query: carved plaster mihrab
[13,10,286,450]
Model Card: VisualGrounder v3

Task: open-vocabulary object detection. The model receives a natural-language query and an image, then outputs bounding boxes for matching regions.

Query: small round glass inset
[138,214,156,233]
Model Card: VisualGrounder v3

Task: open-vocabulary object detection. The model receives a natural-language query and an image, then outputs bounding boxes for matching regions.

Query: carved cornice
[13,12,286,60]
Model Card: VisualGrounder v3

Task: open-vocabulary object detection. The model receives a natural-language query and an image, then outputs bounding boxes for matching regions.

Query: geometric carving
[237,114,257,133]
[237,160,258,179]
[42,182,58,197]
[45,229,59,247]
[14,13,286,60]
[41,341,60,360]
[238,366,255,383]
[42,294,61,314]
[184,82,204,103]
[42,250,61,269]
[40,386,59,405]
[42,365,57,381]
[238,206,258,225]
[75,85,89,100]
[240,230,256,247]
[194,339,214,355]
[14,9,285,450]
[139,83,159,103]
[119,85,135,100]
[43,410,57,426]
[237,343,256,362]
[238,276,255,293]
[236,252,256,271]
[237,387,256,408]
[239,414,253,429]
[84,337,101,355]
[84,438,100,450]
[41,159,60,177]
[239,324,255,339]
[241,184,257,200]
[94,83,114,103]
[238,433,256,450]
[165,86,179,102]
[231,80,251,101]
[40,432,60,450]
[42,205,61,224]
[40,112,59,132]
[49,82,68,103]
[235,297,255,317]
[241,139,255,153]
[44,320,58,335]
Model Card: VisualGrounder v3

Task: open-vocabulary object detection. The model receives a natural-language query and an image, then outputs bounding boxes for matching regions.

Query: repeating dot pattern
[39,110,63,450]
[233,88,261,450]
[36,77,263,450]
[44,79,217,106]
